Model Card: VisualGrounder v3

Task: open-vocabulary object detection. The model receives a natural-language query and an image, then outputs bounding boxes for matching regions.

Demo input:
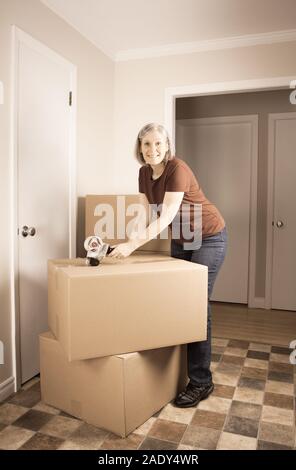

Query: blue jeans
[171,226,227,385]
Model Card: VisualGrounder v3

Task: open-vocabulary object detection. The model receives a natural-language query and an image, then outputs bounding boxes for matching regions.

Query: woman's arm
[109,191,184,258]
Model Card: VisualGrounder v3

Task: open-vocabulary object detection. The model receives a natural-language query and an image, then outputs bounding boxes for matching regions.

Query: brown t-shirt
[138,157,225,243]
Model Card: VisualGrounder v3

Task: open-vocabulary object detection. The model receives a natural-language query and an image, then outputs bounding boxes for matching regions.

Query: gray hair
[135,123,173,165]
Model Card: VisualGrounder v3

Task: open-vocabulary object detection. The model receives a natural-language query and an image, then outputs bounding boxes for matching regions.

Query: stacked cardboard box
[40,195,208,437]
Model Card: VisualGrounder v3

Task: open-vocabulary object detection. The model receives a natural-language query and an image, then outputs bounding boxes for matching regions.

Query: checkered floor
[0,338,295,450]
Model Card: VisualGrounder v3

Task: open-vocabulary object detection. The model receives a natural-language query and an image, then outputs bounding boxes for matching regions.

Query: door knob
[272,220,284,228]
[21,226,36,237]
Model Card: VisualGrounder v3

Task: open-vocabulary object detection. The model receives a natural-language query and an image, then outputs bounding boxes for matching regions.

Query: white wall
[113,41,296,195]
[0,0,115,391]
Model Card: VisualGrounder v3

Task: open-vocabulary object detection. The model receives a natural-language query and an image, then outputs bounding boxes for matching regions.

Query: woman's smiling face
[140,129,169,167]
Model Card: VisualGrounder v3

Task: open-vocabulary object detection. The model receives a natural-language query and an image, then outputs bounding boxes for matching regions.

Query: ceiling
[41,0,296,60]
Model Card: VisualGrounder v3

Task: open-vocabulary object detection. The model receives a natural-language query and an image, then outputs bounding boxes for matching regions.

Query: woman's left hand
[108,241,137,260]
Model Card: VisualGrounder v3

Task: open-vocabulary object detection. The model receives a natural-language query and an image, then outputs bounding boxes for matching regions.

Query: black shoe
[173,382,214,408]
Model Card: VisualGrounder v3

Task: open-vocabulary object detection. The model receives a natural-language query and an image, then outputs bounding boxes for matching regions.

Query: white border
[266,112,296,309]
[10,26,77,390]
[164,76,295,308]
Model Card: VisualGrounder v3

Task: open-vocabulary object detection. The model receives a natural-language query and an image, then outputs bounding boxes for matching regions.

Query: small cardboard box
[85,194,171,253]
[40,332,187,437]
[48,254,208,361]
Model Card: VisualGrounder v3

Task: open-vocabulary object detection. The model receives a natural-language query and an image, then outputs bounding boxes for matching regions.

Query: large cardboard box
[40,332,187,437]
[48,252,172,339]
[85,194,171,253]
[48,254,207,361]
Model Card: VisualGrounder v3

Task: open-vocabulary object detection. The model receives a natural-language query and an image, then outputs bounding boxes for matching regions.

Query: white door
[268,113,296,311]
[176,116,258,304]
[15,29,76,383]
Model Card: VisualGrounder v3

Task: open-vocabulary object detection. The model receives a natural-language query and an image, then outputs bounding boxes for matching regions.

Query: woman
[109,123,227,408]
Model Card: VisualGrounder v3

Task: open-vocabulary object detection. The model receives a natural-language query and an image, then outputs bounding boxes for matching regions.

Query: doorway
[176,115,258,304]
[165,77,296,309]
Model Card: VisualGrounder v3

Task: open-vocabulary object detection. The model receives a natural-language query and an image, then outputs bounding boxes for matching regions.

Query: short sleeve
[165,164,189,192]
[138,167,145,193]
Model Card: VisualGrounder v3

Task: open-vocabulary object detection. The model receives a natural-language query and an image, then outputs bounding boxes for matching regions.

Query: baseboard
[0,376,15,402]
[249,297,266,309]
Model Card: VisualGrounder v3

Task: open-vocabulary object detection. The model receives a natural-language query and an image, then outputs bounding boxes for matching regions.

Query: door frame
[266,112,296,309]
[10,26,77,390]
[164,76,295,309]
[176,115,258,305]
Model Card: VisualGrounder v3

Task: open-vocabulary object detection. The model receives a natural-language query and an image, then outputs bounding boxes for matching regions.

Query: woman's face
[140,130,169,166]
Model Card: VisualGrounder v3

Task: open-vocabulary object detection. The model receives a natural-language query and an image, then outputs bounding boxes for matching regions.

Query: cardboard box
[40,332,187,437]
[48,252,172,340]
[85,194,171,253]
[48,254,208,361]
